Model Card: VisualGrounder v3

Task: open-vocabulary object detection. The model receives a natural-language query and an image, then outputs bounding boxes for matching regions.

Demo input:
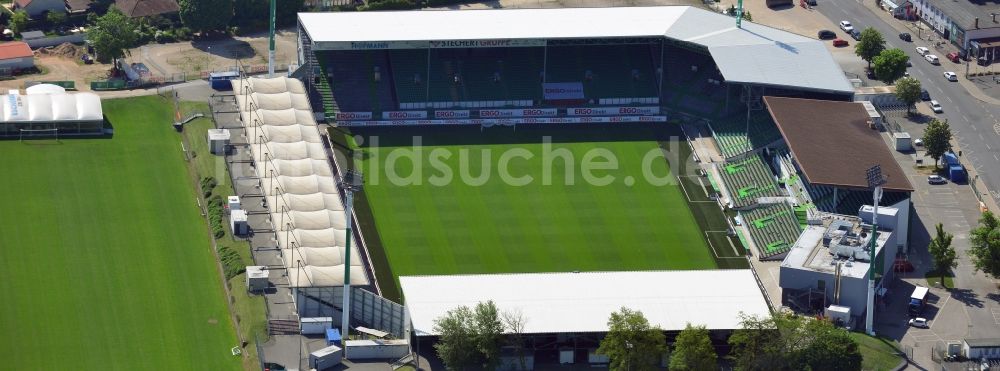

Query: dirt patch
[165,49,217,74]
[35,43,85,59]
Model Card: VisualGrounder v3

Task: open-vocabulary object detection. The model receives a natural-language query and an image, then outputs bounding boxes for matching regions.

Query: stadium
[229,4,914,367]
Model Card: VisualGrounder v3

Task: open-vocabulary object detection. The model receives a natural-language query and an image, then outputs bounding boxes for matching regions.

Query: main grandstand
[296,6,853,138]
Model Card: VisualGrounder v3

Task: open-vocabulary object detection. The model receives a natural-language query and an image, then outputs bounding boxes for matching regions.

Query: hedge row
[200,176,218,198]
[218,245,246,280]
[208,195,225,239]
[359,0,470,11]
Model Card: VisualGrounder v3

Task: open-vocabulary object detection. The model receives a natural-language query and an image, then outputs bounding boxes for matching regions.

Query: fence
[297,287,408,338]
[26,80,76,90]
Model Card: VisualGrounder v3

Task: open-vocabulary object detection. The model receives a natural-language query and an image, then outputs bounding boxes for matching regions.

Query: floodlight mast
[736,0,744,28]
[339,170,362,358]
[865,165,886,336]
[268,0,276,77]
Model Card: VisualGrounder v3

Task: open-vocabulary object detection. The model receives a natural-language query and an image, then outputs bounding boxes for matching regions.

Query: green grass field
[340,124,746,299]
[0,96,241,370]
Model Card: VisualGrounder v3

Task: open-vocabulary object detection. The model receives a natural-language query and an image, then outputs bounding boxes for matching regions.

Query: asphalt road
[816,1,1000,204]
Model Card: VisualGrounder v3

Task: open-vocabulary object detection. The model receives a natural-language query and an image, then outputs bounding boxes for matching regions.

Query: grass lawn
[849,332,904,371]
[925,269,955,288]
[180,102,267,370]
[341,124,741,300]
[0,96,241,370]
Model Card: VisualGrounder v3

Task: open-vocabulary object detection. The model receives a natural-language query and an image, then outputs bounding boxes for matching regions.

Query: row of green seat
[719,154,784,209]
[743,203,802,258]
[710,110,783,159]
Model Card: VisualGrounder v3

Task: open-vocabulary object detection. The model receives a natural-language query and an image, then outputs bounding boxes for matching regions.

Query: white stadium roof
[400,270,771,336]
[234,77,368,287]
[298,6,853,94]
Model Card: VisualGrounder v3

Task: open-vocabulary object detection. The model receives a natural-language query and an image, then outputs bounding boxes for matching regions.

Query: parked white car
[840,21,854,33]
[914,138,924,146]
[909,317,930,328]
[916,46,929,55]
[943,71,958,81]
[929,100,943,113]
[925,54,940,64]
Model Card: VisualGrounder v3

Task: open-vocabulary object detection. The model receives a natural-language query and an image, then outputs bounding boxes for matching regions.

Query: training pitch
[341,124,746,298]
[0,96,241,370]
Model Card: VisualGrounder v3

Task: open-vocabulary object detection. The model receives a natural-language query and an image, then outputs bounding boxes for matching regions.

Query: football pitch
[0,96,241,370]
[341,124,746,299]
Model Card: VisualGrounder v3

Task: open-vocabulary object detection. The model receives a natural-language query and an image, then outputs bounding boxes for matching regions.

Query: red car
[946,52,960,63]
[832,38,849,47]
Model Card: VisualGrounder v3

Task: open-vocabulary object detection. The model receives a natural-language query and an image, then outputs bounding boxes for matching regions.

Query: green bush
[207,195,225,239]
[217,245,246,280]
[200,176,217,197]
[425,0,467,6]
[359,0,417,11]
[175,27,192,41]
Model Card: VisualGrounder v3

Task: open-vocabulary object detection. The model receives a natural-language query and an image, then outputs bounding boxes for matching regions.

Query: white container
[310,344,343,369]
[230,209,249,236]
[301,317,333,335]
[246,266,268,292]
[208,129,231,155]
[343,339,409,360]
[227,196,241,212]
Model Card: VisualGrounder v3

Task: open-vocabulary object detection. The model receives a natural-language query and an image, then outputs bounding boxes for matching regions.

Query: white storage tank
[230,209,249,236]
[208,129,231,155]
[246,266,268,292]
[310,344,343,370]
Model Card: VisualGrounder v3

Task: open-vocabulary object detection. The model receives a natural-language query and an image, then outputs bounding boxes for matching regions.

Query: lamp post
[338,169,363,358]
[865,165,886,336]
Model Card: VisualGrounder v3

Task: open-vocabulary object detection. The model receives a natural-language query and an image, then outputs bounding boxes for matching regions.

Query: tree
[434,306,479,370]
[795,318,863,370]
[433,301,506,371]
[46,11,68,27]
[894,77,922,114]
[729,312,863,371]
[501,309,529,371]
[179,0,233,33]
[855,27,886,68]
[473,301,504,370]
[87,8,138,65]
[728,313,786,370]
[928,223,958,287]
[597,307,667,371]
[10,11,28,37]
[922,119,953,168]
[669,324,717,371]
[970,211,1000,279]
[872,48,910,83]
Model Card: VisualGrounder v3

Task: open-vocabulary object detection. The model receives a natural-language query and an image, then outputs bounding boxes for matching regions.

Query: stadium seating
[742,203,802,259]
[392,48,545,106]
[718,154,784,209]
[319,50,396,112]
[545,44,658,99]
[709,110,783,159]
[661,45,726,116]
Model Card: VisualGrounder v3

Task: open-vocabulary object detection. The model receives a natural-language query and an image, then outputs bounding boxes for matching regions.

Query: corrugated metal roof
[400,270,772,335]
[298,6,853,94]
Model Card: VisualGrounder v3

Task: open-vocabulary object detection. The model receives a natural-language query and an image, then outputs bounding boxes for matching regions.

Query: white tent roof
[298,6,852,94]
[400,270,771,336]
[1,87,103,122]
[235,76,368,287]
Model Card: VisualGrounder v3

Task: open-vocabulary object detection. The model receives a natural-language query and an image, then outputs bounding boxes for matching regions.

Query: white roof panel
[299,7,687,43]
[298,6,852,94]
[401,270,771,335]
